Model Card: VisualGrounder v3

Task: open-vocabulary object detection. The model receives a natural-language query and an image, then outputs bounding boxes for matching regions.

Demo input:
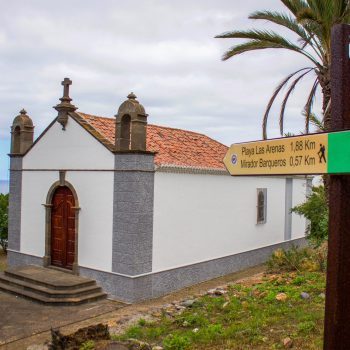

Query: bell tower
[10,109,34,155]
[115,93,148,151]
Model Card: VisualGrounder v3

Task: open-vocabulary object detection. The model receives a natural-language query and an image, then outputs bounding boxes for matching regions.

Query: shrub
[138,318,147,327]
[163,334,190,350]
[267,246,309,272]
[79,340,95,350]
[0,194,8,253]
[292,185,328,246]
[267,244,327,273]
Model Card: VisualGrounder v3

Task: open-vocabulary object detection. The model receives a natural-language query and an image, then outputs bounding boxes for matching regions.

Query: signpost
[323,24,350,350]
[223,24,350,350]
[223,131,350,176]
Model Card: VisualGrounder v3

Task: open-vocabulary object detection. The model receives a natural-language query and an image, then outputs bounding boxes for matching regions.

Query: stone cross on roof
[62,78,72,100]
[54,77,77,130]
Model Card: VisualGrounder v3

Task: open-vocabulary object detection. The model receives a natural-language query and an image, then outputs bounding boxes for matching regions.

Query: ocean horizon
[0,180,9,194]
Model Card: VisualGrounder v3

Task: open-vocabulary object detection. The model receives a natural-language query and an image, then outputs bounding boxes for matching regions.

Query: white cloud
[0,0,322,179]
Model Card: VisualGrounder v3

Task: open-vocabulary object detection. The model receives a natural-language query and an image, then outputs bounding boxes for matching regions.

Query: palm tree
[216,0,350,139]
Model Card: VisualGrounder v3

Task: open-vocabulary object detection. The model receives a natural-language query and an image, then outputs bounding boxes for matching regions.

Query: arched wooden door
[51,186,76,270]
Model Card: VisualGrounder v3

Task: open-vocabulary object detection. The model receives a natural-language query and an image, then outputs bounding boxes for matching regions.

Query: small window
[120,114,131,150]
[257,188,267,224]
[12,126,21,154]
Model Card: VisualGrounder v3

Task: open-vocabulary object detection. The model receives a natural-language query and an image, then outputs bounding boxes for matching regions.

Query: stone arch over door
[43,177,80,274]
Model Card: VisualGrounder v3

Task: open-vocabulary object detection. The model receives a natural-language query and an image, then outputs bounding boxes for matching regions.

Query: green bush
[267,245,309,272]
[163,334,190,350]
[267,244,327,273]
[79,340,95,350]
[0,194,8,253]
[292,185,328,246]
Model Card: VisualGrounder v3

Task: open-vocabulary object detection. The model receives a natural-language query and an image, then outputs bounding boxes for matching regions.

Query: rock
[319,292,326,299]
[276,293,288,301]
[181,299,196,307]
[214,289,227,296]
[207,288,227,296]
[104,340,152,350]
[49,324,109,349]
[300,292,310,299]
[126,338,152,350]
[175,305,186,311]
[282,337,293,348]
[207,289,217,295]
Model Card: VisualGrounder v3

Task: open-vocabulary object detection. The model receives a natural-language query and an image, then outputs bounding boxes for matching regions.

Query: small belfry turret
[115,93,148,151]
[10,109,34,155]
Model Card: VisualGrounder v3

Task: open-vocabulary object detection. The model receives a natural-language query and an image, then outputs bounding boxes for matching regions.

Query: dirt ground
[0,265,265,350]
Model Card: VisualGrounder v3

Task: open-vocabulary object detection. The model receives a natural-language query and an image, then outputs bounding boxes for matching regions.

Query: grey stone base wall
[81,237,307,303]
[7,237,306,303]
[7,250,43,267]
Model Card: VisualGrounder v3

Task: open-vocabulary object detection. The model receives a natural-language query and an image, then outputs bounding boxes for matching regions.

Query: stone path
[0,292,124,349]
[0,265,264,350]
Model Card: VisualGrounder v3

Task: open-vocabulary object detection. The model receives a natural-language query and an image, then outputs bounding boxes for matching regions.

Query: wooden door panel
[51,195,65,267]
[51,186,76,269]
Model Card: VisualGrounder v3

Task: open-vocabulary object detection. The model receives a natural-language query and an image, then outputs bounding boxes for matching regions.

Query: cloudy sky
[0,0,322,181]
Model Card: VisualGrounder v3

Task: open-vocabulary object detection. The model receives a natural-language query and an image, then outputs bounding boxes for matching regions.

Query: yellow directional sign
[224,133,329,175]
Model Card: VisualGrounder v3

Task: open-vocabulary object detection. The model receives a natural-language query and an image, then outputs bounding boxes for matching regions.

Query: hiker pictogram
[318,144,327,163]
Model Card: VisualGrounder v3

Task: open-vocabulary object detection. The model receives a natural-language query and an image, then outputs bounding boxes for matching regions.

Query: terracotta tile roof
[76,112,228,171]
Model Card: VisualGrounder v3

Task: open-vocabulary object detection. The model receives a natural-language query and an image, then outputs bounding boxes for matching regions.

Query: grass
[0,248,6,272]
[113,271,325,349]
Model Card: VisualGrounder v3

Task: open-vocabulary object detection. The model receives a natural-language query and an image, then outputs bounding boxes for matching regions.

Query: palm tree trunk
[318,66,331,200]
[318,66,331,131]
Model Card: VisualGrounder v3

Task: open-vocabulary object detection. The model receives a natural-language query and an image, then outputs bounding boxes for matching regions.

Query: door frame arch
[43,178,80,274]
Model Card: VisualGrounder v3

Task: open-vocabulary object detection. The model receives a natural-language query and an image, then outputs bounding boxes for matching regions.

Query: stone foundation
[7,237,306,303]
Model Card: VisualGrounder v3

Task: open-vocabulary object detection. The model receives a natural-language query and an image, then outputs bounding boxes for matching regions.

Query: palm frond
[262,67,314,139]
[284,132,296,137]
[279,68,314,135]
[216,29,319,65]
[304,78,319,133]
[216,0,345,136]
[297,8,319,23]
[249,10,308,40]
[220,40,293,60]
[248,10,323,60]
[309,112,325,131]
[280,0,309,17]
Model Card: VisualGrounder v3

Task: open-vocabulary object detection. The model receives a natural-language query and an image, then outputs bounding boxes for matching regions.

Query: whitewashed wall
[152,172,307,272]
[23,117,114,169]
[20,116,115,272]
[21,171,57,257]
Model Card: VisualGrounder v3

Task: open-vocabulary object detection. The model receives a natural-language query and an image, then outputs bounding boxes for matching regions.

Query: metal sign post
[323,24,350,350]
